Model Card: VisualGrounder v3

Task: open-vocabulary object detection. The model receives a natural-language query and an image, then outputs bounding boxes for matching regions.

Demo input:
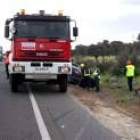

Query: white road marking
[27,84,51,140]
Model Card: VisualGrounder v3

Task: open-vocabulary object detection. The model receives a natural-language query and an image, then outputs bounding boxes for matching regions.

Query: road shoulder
[68,84,140,140]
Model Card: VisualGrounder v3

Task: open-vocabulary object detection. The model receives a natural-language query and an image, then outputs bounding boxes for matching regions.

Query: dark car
[68,63,82,84]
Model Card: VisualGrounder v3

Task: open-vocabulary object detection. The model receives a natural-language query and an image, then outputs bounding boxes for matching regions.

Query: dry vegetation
[68,83,140,139]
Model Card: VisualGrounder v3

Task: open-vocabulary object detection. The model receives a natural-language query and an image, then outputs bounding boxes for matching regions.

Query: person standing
[79,63,85,88]
[125,60,135,91]
[80,63,85,77]
[83,66,91,89]
[90,66,100,92]
[4,51,10,79]
[79,64,90,89]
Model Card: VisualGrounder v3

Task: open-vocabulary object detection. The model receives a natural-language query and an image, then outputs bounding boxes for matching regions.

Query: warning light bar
[58,10,63,16]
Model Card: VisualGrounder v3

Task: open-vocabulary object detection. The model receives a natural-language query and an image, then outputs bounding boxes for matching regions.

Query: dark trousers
[80,76,90,88]
[89,77,100,92]
[127,77,133,91]
[5,64,9,79]
[94,77,100,92]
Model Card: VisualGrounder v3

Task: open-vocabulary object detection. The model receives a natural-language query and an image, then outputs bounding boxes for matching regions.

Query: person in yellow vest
[80,64,90,89]
[125,60,135,91]
[90,65,100,92]
[84,66,91,89]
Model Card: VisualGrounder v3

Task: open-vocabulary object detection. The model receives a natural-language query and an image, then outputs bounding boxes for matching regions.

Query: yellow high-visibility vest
[126,65,135,77]
[84,69,90,76]
[90,68,100,79]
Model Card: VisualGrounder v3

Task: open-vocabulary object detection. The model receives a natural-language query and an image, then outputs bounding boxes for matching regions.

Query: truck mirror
[73,27,78,37]
[10,27,16,34]
[5,25,9,38]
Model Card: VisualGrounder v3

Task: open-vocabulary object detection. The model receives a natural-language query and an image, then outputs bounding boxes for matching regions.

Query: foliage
[72,37,140,75]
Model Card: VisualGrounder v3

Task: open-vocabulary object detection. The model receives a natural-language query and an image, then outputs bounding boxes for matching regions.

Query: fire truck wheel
[59,75,67,93]
[11,80,18,92]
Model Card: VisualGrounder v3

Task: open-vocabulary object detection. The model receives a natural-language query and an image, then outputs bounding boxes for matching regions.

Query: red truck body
[4,10,78,92]
[12,38,71,61]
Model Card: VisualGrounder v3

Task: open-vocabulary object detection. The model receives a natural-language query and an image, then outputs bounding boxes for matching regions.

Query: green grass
[101,74,140,106]
[73,55,140,106]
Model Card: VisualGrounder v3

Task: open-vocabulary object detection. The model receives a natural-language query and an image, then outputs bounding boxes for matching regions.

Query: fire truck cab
[4,10,78,92]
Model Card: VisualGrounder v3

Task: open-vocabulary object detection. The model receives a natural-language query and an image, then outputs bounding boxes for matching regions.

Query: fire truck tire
[59,75,67,92]
[11,80,18,92]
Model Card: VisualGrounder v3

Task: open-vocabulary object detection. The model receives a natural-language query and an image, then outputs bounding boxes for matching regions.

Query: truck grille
[31,63,41,67]
[43,63,53,67]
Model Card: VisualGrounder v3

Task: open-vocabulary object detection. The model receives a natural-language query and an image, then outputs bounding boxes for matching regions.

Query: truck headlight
[13,66,25,72]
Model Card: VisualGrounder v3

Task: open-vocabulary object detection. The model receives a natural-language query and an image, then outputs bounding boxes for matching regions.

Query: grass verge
[101,74,140,119]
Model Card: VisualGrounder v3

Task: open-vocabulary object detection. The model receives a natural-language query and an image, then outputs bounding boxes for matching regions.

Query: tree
[75,45,88,56]
[137,33,140,42]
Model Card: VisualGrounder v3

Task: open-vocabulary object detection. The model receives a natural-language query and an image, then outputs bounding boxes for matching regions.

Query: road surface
[0,62,120,140]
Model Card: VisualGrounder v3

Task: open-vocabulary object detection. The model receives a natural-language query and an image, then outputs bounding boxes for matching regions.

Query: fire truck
[4,10,78,92]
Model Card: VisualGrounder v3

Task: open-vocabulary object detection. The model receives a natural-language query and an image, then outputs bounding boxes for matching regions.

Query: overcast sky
[1,0,140,51]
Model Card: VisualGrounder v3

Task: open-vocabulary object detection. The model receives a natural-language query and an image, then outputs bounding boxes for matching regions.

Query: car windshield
[15,20,70,39]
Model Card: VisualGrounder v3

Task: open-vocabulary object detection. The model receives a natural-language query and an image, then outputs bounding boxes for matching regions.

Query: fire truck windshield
[15,21,70,39]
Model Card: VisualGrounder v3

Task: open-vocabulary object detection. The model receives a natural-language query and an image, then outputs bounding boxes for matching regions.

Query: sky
[1,0,140,51]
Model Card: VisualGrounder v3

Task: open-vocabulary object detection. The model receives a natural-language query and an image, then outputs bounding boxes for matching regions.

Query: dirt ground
[68,84,140,140]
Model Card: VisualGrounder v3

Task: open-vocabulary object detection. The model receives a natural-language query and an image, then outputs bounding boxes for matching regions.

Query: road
[0,62,120,140]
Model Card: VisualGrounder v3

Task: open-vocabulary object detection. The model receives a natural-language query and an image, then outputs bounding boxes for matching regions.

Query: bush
[110,62,124,76]
[73,55,140,76]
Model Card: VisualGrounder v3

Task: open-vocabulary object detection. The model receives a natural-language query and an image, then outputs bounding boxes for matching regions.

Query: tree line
[72,34,140,75]
[72,40,140,60]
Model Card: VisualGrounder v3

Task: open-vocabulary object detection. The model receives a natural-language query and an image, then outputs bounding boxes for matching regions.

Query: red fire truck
[4,10,78,92]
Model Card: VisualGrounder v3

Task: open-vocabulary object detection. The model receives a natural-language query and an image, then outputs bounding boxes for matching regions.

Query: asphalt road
[0,62,120,140]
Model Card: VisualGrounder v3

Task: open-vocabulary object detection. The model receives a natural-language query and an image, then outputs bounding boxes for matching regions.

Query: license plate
[34,67,49,73]
[36,52,48,56]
